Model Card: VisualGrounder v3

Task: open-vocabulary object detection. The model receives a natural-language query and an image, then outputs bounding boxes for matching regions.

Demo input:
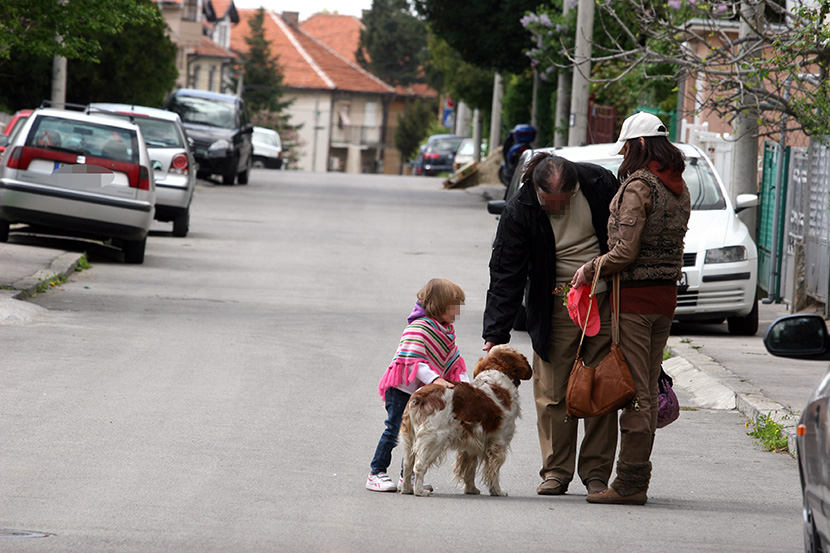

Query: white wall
[285,91,332,172]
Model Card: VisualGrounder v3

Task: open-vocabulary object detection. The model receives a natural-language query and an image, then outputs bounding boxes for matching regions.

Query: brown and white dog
[399,345,532,497]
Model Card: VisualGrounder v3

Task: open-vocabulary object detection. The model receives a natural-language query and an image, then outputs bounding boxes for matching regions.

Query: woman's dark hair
[618,136,685,180]
[520,152,578,194]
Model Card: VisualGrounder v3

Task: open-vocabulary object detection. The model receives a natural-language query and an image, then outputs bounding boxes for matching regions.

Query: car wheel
[727,299,759,336]
[238,155,252,185]
[122,237,146,264]
[172,209,189,238]
[252,157,265,169]
[222,158,237,185]
[0,220,9,242]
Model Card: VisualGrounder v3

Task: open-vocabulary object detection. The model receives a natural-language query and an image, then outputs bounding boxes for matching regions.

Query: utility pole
[554,0,572,147]
[568,0,594,146]
[473,109,482,162]
[730,0,763,241]
[51,56,67,105]
[489,73,504,157]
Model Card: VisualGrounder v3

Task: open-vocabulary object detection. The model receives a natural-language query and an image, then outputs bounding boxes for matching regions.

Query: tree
[525,0,830,141]
[241,8,289,114]
[240,9,300,167]
[413,0,542,73]
[395,98,438,161]
[424,34,493,113]
[357,0,428,86]
[0,0,159,64]
[67,0,177,107]
[0,0,176,110]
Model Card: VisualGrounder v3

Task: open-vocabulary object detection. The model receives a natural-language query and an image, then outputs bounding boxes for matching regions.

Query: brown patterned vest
[607,168,691,283]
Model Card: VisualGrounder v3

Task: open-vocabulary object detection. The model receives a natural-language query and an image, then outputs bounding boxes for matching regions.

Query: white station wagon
[0,107,155,263]
[490,142,760,335]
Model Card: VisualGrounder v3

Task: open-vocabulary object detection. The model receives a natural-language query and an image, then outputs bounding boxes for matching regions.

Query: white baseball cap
[611,112,669,155]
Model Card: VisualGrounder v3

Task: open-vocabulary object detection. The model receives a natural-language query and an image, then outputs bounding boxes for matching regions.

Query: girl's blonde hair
[417,278,465,319]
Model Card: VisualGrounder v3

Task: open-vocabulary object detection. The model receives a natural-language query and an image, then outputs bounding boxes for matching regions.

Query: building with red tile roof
[232,9,433,173]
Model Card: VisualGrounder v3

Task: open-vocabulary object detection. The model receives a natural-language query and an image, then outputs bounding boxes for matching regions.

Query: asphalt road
[1,169,802,552]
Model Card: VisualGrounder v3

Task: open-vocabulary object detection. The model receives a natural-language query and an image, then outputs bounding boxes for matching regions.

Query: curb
[7,251,85,299]
[665,337,798,458]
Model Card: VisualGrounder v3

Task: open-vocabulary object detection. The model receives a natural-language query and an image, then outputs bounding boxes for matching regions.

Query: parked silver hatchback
[0,107,155,263]
[91,103,195,237]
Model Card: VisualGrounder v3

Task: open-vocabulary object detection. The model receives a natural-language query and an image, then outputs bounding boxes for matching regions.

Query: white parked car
[0,107,155,263]
[488,143,760,335]
[90,103,195,237]
[251,126,283,169]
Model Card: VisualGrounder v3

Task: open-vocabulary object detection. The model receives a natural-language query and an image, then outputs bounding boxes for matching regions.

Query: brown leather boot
[586,486,647,505]
[586,461,650,505]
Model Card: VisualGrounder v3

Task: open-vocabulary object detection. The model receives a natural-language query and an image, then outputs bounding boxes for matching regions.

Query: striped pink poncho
[377,315,466,400]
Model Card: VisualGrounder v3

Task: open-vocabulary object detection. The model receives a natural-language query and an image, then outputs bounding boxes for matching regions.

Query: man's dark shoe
[537,476,567,495]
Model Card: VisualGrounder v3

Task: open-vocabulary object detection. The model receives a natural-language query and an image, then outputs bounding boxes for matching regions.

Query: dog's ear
[511,350,533,381]
[473,354,500,379]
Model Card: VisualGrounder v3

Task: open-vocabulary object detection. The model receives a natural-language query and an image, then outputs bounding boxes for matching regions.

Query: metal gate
[757,141,788,301]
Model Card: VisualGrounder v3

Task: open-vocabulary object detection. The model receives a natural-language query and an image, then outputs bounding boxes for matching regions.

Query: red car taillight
[169,153,189,175]
[6,146,23,169]
[425,152,440,161]
[134,165,151,190]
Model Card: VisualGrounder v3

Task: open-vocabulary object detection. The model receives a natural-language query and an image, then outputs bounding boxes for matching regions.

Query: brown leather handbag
[566,256,636,419]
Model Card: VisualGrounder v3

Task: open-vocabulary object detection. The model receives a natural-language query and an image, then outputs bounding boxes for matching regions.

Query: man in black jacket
[483,152,619,496]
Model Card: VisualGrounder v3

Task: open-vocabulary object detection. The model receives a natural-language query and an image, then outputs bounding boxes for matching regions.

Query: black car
[764,314,830,553]
[163,89,253,185]
[417,134,464,176]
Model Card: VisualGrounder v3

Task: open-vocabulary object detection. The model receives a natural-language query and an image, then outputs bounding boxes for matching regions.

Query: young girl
[366,278,468,492]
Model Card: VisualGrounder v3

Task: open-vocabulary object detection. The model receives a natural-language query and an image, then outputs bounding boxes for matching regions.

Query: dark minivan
[164,89,253,185]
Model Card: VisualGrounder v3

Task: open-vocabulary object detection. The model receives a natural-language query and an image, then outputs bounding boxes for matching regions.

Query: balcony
[330,125,383,148]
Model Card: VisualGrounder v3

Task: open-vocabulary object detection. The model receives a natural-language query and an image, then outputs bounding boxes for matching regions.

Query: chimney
[282,11,299,27]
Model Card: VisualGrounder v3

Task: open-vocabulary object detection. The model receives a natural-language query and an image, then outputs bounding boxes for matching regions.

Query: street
[1,169,802,552]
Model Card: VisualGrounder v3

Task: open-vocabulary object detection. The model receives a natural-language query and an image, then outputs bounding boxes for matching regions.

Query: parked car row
[488,143,761,335]
[0,90,285,264]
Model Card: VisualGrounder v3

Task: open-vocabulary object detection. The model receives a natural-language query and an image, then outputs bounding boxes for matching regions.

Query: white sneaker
[398,475,434,492]
[366,472,397,492]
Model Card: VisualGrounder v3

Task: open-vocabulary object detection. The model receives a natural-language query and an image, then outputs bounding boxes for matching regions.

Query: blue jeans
[370,387,410,475]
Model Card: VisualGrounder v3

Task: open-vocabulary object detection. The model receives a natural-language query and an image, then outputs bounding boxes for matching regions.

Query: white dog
[399,345,532,497]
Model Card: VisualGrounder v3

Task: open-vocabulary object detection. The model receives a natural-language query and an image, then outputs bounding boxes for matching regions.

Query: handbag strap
[611,272,621,345]
[574,255,605,357]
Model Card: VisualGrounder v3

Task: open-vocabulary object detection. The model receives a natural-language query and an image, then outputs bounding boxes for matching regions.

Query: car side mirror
[488,199,505,215]
[763,314,830,360]
[735,193,759,213]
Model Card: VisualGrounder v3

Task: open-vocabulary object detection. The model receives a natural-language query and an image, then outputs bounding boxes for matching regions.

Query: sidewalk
[665,300,827,458]
[0,242,84,322]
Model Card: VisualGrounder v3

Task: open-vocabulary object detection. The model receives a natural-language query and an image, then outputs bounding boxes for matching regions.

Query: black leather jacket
[483,162,619,362]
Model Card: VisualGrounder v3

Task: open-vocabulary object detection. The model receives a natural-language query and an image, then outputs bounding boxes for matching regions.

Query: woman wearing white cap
[571,112,691,505]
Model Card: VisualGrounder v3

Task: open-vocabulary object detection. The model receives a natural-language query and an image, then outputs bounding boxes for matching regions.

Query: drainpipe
[763,77,791,304]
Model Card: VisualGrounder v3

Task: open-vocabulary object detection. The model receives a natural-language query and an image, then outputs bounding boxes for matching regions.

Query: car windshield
[110,116,183,149]
[26,115,139,163]
[431,138,464,153]
[589,156,726,211]
[166,96,236,129]
[457,140,474,156]
[253,130,279,147]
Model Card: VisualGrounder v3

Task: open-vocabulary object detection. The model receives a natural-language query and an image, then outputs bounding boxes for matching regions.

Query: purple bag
[657,368,680,428]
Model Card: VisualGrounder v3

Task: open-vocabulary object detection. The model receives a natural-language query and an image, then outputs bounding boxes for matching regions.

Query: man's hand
[572,265,590,289]
[482,341,496,353]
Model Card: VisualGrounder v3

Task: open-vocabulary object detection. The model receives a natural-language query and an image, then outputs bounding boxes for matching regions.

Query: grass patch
[75,253,91,271]
[35,273,66,294]
[663,348,672,360]
[747,414,789,453]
